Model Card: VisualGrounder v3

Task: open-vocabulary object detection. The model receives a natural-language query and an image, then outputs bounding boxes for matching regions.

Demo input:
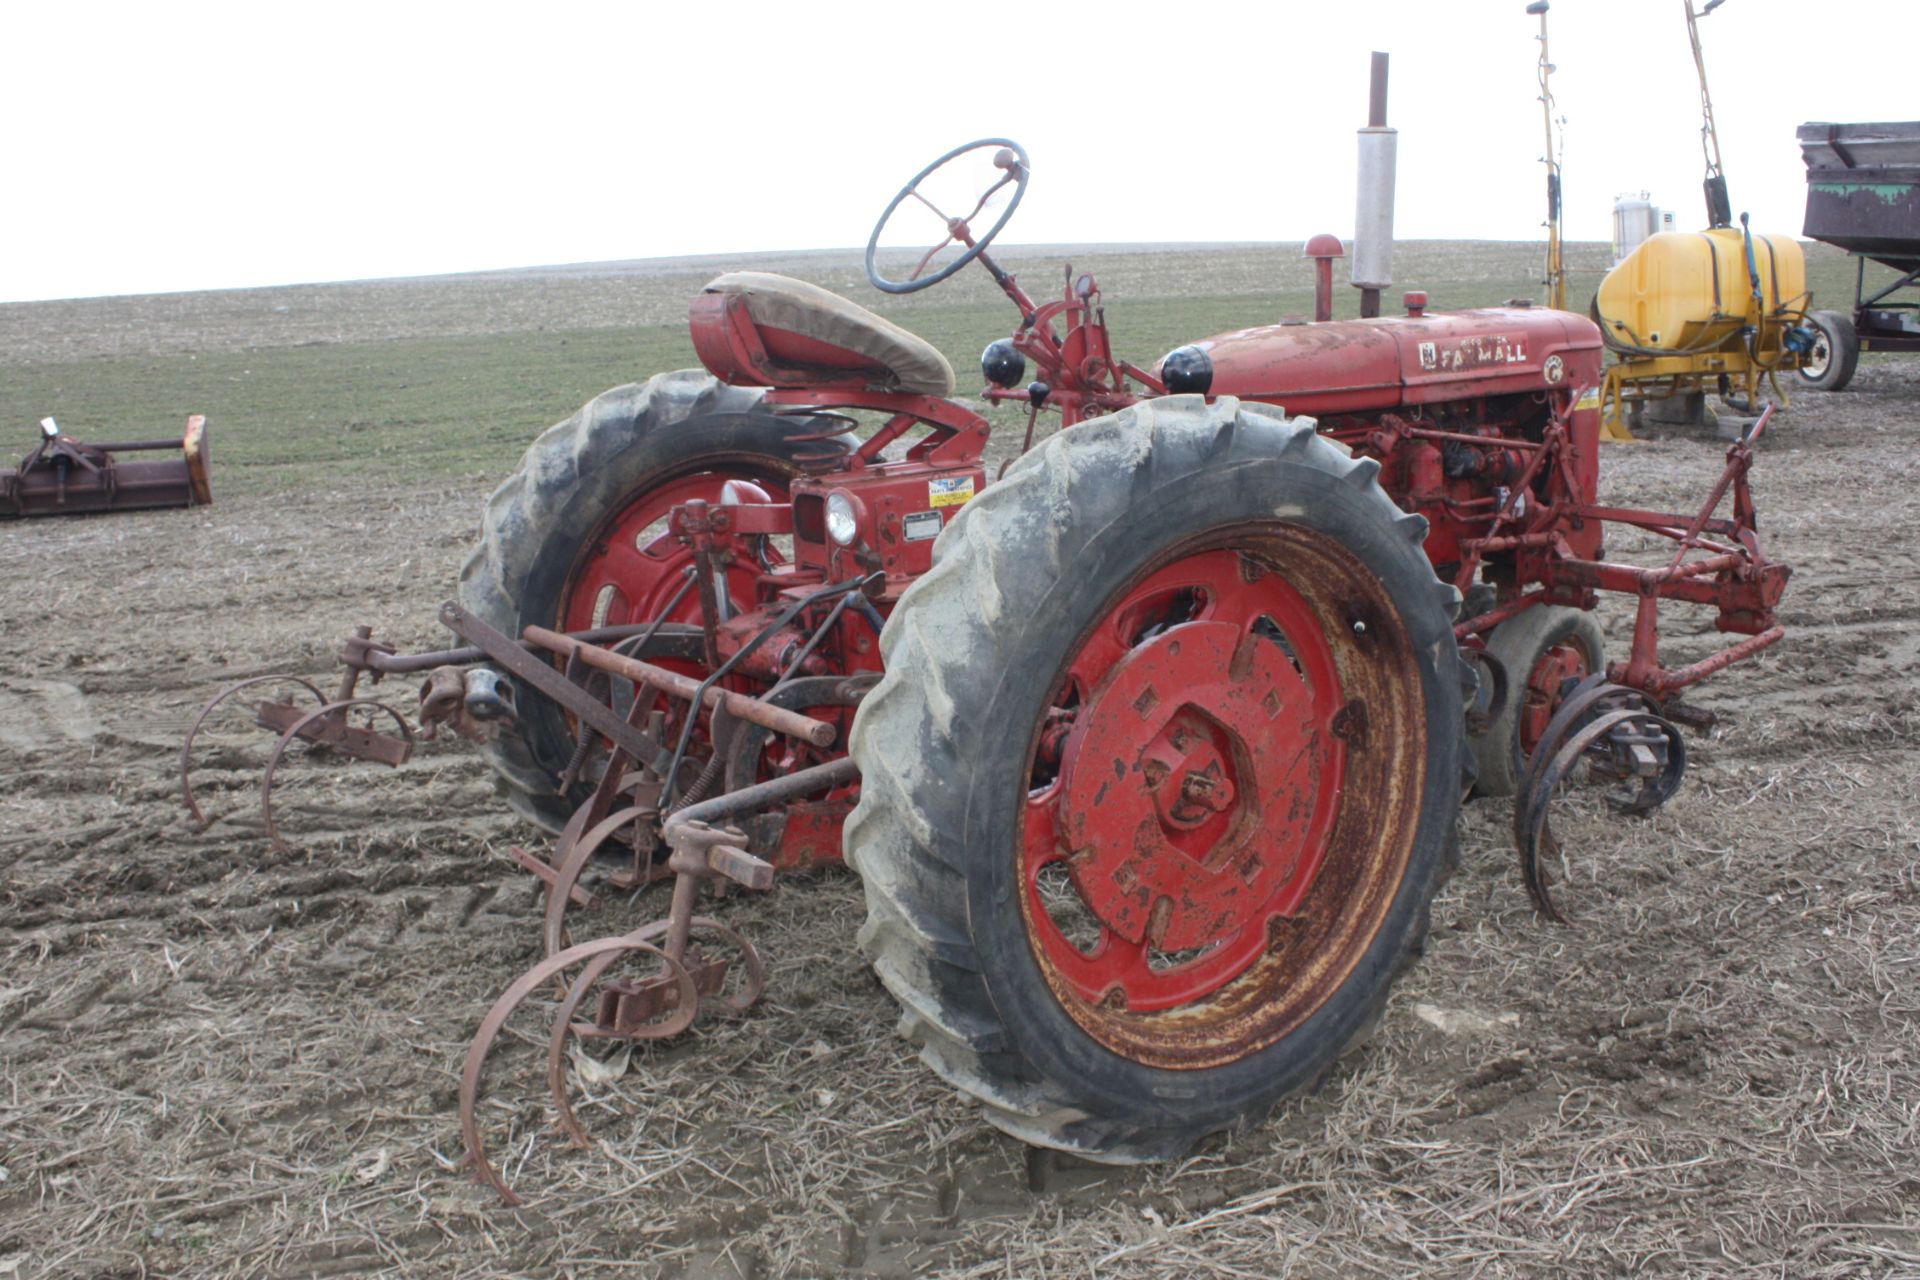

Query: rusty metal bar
[1572,503,1742,540]
[1453,589,1549,641]
[438,601,673,771]
[1401,426,1546,452]
[1608,624,1785,696]
[1665,404,1772,568]
[522,626,838,749]
[1635,551,1747,587]
[1462,531,1562,554]
[344,619,690,677]
[664,756,859,840]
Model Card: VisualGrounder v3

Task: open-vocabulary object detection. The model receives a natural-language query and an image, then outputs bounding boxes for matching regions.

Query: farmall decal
[1416,333,1530,372]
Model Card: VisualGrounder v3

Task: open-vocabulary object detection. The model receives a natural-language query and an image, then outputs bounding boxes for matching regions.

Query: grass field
[2,238,1867,494]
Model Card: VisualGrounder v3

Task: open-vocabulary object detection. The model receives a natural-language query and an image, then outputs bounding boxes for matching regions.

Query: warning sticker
[903,509,943,542]
[928,475,975,508]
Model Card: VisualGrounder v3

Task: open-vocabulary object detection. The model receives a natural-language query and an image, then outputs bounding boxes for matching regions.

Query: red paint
[1024,550,1347,1012]
[1303,234,1344,323]
[1187,307,1603,418]
[574,248,1791,891]
[1519,640,1589,757]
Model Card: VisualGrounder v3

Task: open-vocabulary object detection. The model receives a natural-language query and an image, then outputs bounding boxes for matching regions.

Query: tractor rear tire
[457,371,846,831]
[1469,605,1606,798]
[845,396,1468,1162]
[1797,309,1858,392]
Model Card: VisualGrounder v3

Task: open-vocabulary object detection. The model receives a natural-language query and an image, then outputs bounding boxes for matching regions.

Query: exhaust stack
[1352,51,1397,319]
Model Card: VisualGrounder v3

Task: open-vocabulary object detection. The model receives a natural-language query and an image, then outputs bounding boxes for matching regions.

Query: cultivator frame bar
[1428,403,1786,912]
[1439,403,1788,690]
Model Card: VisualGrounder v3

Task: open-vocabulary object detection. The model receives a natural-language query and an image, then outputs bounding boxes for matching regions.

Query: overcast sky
[3,0,1913,303]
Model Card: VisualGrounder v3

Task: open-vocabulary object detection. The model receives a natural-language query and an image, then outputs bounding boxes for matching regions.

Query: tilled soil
[2,356,1917,1277]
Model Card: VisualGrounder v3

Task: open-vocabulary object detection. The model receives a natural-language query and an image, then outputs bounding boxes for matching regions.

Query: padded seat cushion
[701,272,956,397]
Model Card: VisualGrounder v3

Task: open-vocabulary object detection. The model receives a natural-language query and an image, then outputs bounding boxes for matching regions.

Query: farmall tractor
[184,140,1790,1201]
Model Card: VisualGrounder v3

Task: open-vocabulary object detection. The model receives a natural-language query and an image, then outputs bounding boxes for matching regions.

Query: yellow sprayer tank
[1594,227,1807,355]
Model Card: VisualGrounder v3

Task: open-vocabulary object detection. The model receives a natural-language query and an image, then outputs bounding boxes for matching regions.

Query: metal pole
[1530,1,1566,311]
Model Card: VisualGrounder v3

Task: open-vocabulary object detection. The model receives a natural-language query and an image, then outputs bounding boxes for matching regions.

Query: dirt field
[2,249,1917,1278]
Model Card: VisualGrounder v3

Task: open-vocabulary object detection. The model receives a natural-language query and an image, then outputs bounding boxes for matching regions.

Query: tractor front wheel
[846,397,1468,1161]
[1469,605,1606,798]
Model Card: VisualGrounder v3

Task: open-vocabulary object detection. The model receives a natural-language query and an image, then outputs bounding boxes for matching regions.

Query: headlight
[981,338,1027,388]
[825,491,860,546]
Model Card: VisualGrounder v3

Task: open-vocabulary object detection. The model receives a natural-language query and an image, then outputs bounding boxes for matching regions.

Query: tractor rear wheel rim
[1019,527,1428,1069]
[556,459,794,772]
[559,462,791,635]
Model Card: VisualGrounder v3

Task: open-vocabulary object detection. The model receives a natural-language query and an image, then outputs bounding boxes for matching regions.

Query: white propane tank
[1612,192,1662,264]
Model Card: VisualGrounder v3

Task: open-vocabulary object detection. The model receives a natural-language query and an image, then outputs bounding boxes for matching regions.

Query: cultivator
[181,138,1792,1202]
[185,583,879,1200]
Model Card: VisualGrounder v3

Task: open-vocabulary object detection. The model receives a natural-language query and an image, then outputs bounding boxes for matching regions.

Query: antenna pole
[1529,1,1565,310]
[1686,0,1733,227]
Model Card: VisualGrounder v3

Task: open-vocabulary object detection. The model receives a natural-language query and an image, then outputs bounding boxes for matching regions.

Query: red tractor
[187,139,1789,1200]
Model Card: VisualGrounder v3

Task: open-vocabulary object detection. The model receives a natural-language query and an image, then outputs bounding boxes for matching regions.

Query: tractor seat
[691,272,956,397]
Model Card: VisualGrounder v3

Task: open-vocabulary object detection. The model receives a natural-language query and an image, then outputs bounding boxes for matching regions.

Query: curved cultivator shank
[1512,675,1688,922]
[180,646,417,847]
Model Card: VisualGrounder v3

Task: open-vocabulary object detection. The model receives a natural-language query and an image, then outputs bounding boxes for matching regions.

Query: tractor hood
[1156,307,1604,418]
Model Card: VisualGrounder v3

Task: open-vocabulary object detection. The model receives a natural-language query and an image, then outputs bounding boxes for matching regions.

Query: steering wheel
[865,138,1029,295]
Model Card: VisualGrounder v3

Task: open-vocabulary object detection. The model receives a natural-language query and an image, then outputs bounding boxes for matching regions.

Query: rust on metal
[542,942,692,1149]
[259,698,415,855]
[252,698,411,766]
[458,932,692,1205]
[439,601,676,774]
[523,624,840,748]
[1,415,211,520]
[180,674,329,825]
[509,846,597,910]
[1512,675,1687,921]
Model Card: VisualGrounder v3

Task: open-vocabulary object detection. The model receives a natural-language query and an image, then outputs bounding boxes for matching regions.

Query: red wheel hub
[1024,550,1348,1012]
[560,471,785,634]
[1518,641,1589,757]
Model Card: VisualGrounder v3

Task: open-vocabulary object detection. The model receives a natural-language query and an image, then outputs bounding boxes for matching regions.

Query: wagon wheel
[1796,309,1858,392]
[846,396,1469,1161]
